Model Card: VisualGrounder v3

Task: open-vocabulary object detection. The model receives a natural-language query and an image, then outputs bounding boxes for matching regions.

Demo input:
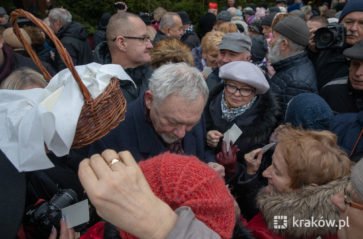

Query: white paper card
[223,124,243,151]
[61,199,89,228]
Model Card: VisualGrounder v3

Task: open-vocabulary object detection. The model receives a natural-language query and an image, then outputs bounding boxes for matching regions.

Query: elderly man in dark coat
[90,63,215,163]
[268,15,318,113]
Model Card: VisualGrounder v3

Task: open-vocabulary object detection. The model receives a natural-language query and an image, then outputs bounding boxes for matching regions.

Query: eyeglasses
[344,187,363,210]
[224,83,256,97]
[112,35,151,43]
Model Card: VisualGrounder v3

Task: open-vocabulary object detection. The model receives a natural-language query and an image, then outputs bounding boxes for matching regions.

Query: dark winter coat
[94,41,111,64]
[0,44,56,84]
[205,84,281,220]
[90,93,215,163]
[0,150,26,239]
[320,77,363,113]
[153,30,170,45]
[270,51,318,113]
[93,13,111,48]
[180,29,200,50]
[205,67,221,92]
[54,21,93,71]
[331,111,363,162]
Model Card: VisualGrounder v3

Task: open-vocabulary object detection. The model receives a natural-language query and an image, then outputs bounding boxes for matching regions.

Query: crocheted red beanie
[119,152,235,239]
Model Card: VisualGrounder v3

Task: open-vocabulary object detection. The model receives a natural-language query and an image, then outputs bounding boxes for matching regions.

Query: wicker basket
[10,9,127,148]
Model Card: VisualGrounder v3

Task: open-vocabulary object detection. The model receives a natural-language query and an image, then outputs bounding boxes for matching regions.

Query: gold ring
[109,158,120,167]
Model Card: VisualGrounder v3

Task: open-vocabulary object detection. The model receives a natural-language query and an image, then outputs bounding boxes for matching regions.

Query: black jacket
[320,77,363,113]
[54,21,93,72]
[93,41,153,103]
[205,84,281,220]
[180,29,200,50]
[153,30,170,45]
[270,51,318,113]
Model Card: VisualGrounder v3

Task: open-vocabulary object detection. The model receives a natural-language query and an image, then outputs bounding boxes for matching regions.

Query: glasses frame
[344,187,363,211]
[112,35,151,43]
[224,83,256,97]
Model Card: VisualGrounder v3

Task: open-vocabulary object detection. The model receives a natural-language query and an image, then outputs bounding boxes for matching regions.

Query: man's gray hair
[281,35,305,54]
[159,12,179,31]
[149,63,209,105]
[49,8,72,25]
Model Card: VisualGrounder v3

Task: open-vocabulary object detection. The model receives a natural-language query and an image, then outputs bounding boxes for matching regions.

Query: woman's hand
[48,218,75,239]
[207,130,223,148]
[78,150,178,239]
[244,148,264,175]
[216,141,240,176]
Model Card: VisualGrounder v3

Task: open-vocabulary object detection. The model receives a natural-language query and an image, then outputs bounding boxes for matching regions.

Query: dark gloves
[216,141,240,176]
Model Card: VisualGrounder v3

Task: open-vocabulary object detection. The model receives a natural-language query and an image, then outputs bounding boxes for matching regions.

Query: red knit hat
[120,153,235,239]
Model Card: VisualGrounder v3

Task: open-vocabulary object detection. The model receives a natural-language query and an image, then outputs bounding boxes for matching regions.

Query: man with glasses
[95,12,154,102]
[332,158,363,239]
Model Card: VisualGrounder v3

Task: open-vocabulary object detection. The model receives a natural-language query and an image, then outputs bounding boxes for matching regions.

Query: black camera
[27,189,78,231]
[314,22,346,50]
[114,2,126,10]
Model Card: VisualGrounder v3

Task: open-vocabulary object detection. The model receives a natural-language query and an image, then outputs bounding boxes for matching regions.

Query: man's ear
[144,90,153,110]
[246,53,252,62]
[115,36,127,52]
[331,191,347,212]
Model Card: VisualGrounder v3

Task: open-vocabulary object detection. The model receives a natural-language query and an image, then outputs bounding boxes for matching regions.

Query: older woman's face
[223,80,256,108]
[262,144,292,193]
[202,50,219,69]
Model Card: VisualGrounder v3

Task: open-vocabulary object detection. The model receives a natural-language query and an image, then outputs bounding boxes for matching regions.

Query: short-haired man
[95,12,154,102]
[268,15,318,113]
[177,11,200,50]
[206,32,252,91]
[153,12,183,45]
[48,8,93,71]
[90,63,214,163]
[320,40,363,113]
[313,0,363,90]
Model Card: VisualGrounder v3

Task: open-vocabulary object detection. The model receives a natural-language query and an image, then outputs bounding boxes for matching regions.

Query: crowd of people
[0,0,363,238]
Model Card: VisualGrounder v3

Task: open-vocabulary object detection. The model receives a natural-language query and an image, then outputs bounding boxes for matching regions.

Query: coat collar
[257,176,348,238]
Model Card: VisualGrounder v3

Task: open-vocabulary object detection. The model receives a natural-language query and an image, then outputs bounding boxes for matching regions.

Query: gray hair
[159,12,179,31]
[49,8,72,25]
[148,63,209,105]
[281,35,305,54]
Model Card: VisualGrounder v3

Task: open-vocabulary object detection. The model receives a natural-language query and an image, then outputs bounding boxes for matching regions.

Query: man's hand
[216,141,239,176]
[207,130,223,148]
[244,148,264,175]
[78,150,177,239]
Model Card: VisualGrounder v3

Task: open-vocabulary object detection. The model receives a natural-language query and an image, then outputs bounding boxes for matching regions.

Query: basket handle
[10,9,91,101]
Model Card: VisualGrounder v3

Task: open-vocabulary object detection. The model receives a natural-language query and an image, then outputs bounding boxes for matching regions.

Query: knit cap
[120,153,236,239]
[273,15,309,47]
[285,93,334,130]
[351,158,363,200]
[339,0,363,22]
[261,12,277,27]
[217,10,231,22]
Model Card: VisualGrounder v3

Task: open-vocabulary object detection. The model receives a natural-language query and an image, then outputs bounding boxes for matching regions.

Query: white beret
[219,61,269,94]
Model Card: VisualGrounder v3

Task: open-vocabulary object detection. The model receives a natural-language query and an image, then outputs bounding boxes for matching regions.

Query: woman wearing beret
[205,61,281,220]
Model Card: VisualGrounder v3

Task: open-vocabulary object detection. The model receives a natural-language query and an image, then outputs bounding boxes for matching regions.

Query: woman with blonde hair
[0,67,47,90]
[149,38,194,69]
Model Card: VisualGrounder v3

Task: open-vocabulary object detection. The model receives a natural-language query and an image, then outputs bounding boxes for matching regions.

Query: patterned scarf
[221,91,257,122]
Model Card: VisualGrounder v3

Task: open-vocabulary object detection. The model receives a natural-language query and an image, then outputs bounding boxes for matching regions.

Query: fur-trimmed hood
[257,176,349,238]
